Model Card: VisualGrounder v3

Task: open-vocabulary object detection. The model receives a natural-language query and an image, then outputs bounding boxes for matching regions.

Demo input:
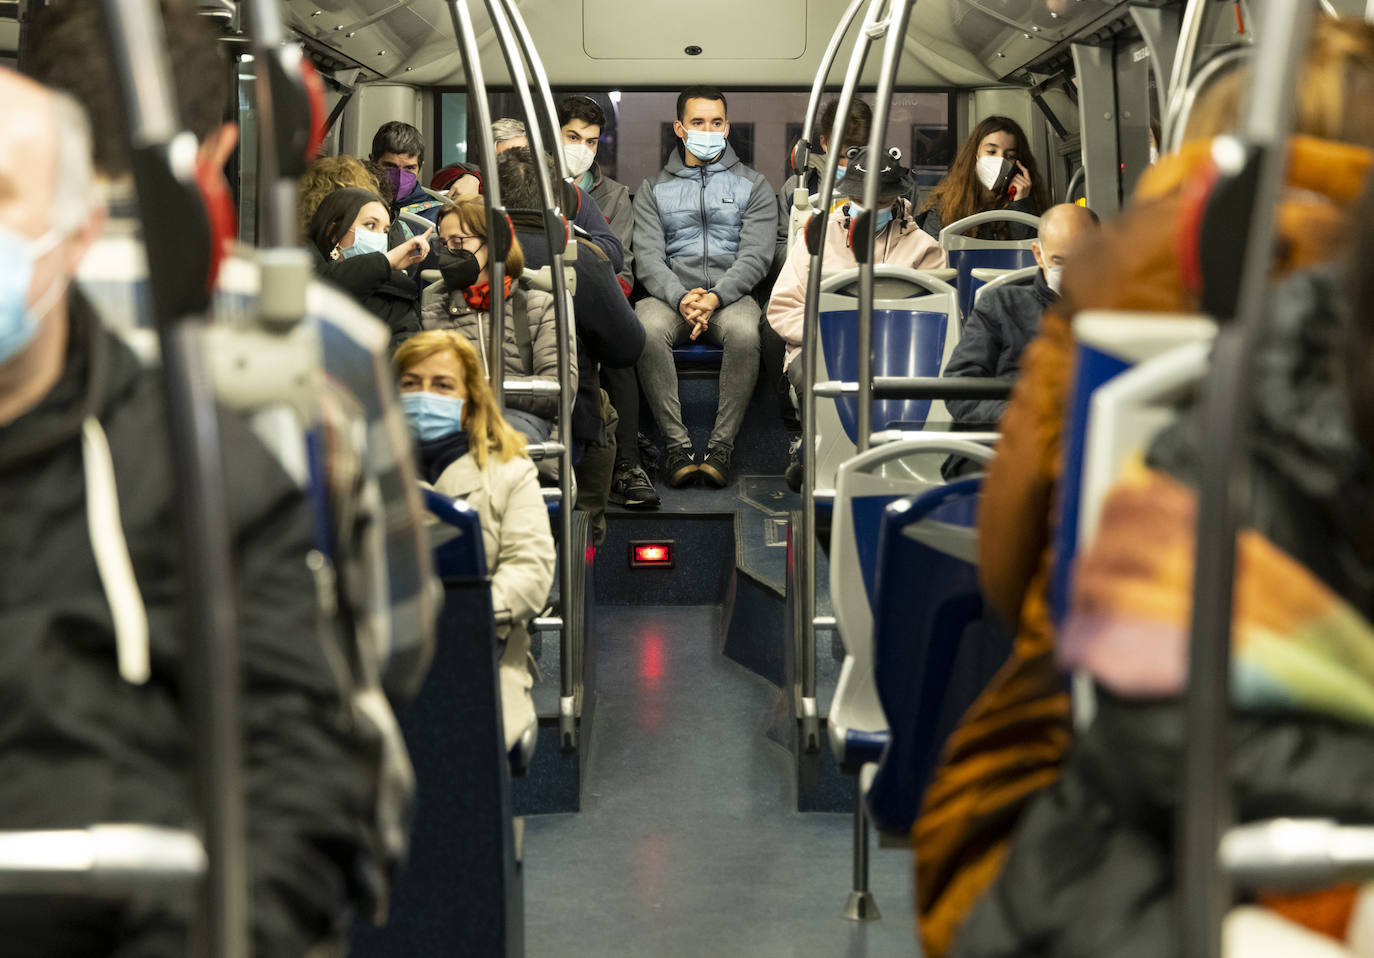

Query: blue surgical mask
[0,224,65,365]
[683,130,726,162]
[874,207,895,233]
[401,391,466,442]
[340,226,389,260]
[834,165,847,180]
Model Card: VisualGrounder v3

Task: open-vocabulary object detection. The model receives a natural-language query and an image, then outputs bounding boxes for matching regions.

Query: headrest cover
[838,145,910,200]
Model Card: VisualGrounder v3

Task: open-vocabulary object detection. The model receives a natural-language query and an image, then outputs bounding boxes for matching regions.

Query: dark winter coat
[0,295,374,957]
[943,270,1055,427]
[310,244,423,346]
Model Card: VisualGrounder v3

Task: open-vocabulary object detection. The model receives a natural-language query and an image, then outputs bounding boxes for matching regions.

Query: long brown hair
[920,115,1048,237]
[392,330,527,468]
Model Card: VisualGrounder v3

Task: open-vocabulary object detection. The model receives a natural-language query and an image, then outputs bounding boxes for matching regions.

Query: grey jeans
[634,295,761,453]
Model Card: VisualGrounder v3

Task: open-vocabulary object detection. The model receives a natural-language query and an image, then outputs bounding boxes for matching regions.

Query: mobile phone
[990,157,1015,196]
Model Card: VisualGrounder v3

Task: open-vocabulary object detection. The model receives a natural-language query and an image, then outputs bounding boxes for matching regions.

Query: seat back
[1051,312,1218,625]
[939,211,1040,320]
[972,265,1040,306]
[827,437,997,765]
[867,479,1013,834]
[352,490,521,957]
[813,266,960,491]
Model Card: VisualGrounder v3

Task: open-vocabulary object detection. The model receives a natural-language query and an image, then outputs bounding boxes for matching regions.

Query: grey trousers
[634,295,761,453]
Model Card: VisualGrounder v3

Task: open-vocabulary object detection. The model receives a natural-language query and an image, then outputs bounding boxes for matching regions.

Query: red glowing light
[629,541,674,568]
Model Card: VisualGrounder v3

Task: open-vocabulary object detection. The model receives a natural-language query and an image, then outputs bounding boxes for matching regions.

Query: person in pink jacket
[766,145,946,485]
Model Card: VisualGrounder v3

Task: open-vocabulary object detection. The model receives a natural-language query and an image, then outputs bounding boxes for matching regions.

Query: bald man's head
[0,70,62,238]
[1033,203,1099,293]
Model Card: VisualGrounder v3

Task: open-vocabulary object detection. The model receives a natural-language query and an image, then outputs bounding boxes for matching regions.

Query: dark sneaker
[662,447,698,488]
[610,462,660,509]
[698,445,732,488]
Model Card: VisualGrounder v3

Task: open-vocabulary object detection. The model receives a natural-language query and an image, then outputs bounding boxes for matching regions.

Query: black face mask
[437,248,481,290]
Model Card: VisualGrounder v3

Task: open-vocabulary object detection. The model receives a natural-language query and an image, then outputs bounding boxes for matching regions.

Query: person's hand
[1009,162,1032,202]
[686,292,719,340]
[387,228,433,270]
[679,287,707,322]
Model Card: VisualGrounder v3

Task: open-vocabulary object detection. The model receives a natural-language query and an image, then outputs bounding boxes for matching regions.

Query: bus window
[436,88,954,193]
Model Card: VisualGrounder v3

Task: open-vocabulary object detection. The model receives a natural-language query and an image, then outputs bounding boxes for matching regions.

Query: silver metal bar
[814,376,1014,399]
[1178,0,1315,952]
[540,487,562,502]
[800,0,889,755]
[523,442,567,461]
[102,4,248,955]
[1222,820,1374,888]
[812,615,837,629]
[0,826,206,896]
[842,785,881,920]
[799,0,868,149]
[501,380,561,396]
[856,0,917,454]
[443,0,507,407]
[530,617,564,632]
[484,0,579,751]
[1163,0,1212,150]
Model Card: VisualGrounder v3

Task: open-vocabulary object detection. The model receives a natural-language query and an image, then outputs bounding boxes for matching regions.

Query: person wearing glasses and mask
[420,197,578,456]
[308,186,432,348]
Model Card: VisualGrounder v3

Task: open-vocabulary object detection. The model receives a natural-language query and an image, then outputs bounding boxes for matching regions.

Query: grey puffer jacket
[633,142,777,310]
[420,282,576,420]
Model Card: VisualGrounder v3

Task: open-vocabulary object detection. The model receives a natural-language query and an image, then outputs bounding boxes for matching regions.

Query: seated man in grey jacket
[943,203,1100,428]
[633,86,777,488]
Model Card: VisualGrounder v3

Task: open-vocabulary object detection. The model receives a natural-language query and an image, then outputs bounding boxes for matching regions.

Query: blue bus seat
[971,265,1040,306]
[938,211,1040,321]
[671,342,725,367]
[866,479,1013,835]
[811,266,961,494]
[353,491,522,956]
[827,437,997,770]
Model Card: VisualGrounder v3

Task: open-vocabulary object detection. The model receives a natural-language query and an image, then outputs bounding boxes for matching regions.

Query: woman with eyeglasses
[421,197,577,454]
[307,186,433,346]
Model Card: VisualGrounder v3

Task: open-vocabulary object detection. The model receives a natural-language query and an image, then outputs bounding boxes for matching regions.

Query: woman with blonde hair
[298,155,383,237]
[394,329,554,752]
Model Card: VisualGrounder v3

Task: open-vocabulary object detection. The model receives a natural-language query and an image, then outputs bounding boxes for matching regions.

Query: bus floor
[522,604,921,958]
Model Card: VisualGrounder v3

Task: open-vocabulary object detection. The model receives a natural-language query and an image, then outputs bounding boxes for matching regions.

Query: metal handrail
[1178,0,1316,951]
[101,1,247,954]
[442,0,508,407]
[1162,0,1210,150]
[798,0,868,162]
[799,0,890,756]
[482,0,580,751]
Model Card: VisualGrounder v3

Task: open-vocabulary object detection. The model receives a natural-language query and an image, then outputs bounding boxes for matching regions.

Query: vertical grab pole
[799,0,869,156]
[856,0,915,454]
[799,0,889,754]
[846,0,914,921]
[101,2,248,956]
[1178,0,1313,953]
[443,0,509,407]
[1162,0,1210,151]
[483,0,580,749]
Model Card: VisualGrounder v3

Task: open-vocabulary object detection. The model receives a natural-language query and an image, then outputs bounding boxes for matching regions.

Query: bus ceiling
[275,0,1165,89]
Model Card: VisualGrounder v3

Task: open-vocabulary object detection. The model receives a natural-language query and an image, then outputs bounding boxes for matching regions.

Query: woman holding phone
[918,116,1048,240]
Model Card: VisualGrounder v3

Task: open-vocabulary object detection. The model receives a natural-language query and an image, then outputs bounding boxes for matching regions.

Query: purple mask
[385,166,418,201]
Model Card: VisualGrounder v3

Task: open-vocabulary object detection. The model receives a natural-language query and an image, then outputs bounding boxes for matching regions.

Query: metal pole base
[842,890,881,922]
